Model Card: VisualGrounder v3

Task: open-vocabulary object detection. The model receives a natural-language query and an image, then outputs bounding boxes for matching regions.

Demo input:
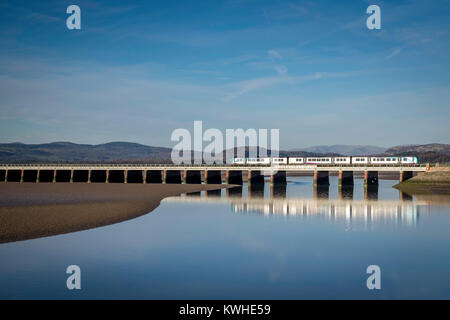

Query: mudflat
[0,183,230,243]
[394,167,450,194]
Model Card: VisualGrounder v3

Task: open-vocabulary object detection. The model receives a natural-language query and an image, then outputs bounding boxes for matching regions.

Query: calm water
[1,176,450,299]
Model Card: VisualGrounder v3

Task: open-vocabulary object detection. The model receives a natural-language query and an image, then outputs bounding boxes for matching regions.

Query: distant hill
[383,144,450,164]
[0,142,341,164]
[0,142,448,164]
[0,142,173,163]
[293,145,387,156]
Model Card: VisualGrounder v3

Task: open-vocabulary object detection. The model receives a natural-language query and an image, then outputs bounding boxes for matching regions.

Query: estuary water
[1,176,450,299]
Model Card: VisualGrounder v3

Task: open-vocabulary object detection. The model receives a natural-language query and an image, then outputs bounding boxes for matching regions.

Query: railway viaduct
[0,164,426,189]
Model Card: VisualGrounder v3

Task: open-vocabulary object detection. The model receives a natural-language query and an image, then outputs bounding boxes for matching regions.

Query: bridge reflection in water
[166,185,426,229]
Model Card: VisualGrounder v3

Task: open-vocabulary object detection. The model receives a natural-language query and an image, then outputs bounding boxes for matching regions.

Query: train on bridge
[231,156,419,165]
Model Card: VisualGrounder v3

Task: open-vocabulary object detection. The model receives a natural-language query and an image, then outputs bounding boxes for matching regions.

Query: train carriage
[231,158,245,165]
[351,157,368,164]
[333,157,351,164]
[288,157,304,164]
[246,157,270,165]
[370,157,399,164]
[305,157,332,164]
[400,157,418,164]
[231,156,417,166]
[271,157,288,165]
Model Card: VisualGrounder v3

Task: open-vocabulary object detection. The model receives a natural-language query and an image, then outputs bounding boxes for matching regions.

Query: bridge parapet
[0,164,427,172]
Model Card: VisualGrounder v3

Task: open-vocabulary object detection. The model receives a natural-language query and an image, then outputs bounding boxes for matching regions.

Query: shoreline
[393,182,450,195]
[394,167,450,195]
[0,183,232,244]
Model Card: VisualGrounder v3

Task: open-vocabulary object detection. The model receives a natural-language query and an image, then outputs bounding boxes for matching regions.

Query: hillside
[0,142,173,163]
[0,143,339,164]
[0,142,448,164]
[383,144,450,164]
[293,145,387,156]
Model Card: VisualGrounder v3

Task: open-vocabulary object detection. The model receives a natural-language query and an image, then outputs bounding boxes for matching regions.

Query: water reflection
[339,185,354,200]
[248,184,264,198]
[205,189,221,197]
[400,192,413,201]
[365,185,378,201]
[2,178,450,299]
[186,191,201,197]
[270,184,286,198]
[230,198,422,228]
[314,185,329,199]
[175,184,428,229]
[226,186,243,198]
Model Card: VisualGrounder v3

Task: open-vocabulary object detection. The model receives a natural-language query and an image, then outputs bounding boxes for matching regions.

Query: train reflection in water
[230,198,421,229]
[169,186,427,229]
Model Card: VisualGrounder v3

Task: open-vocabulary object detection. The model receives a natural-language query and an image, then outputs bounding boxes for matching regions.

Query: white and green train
[231,156,419,165]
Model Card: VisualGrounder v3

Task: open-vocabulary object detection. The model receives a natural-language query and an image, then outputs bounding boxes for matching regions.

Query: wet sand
[0,183,231,244]
[394,167,450,194]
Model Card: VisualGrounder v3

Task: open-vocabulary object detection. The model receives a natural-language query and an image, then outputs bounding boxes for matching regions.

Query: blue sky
[0,0,449,149]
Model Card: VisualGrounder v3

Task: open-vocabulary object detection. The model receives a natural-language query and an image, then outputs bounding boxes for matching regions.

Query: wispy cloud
[1,0,449,147]
[386,47,402,60]
[27,12,61,23]
[222,70,358,101]
[178,69,224,76]
[223,75,295,101]
[274,65,288,75]
[268,49,282,60]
